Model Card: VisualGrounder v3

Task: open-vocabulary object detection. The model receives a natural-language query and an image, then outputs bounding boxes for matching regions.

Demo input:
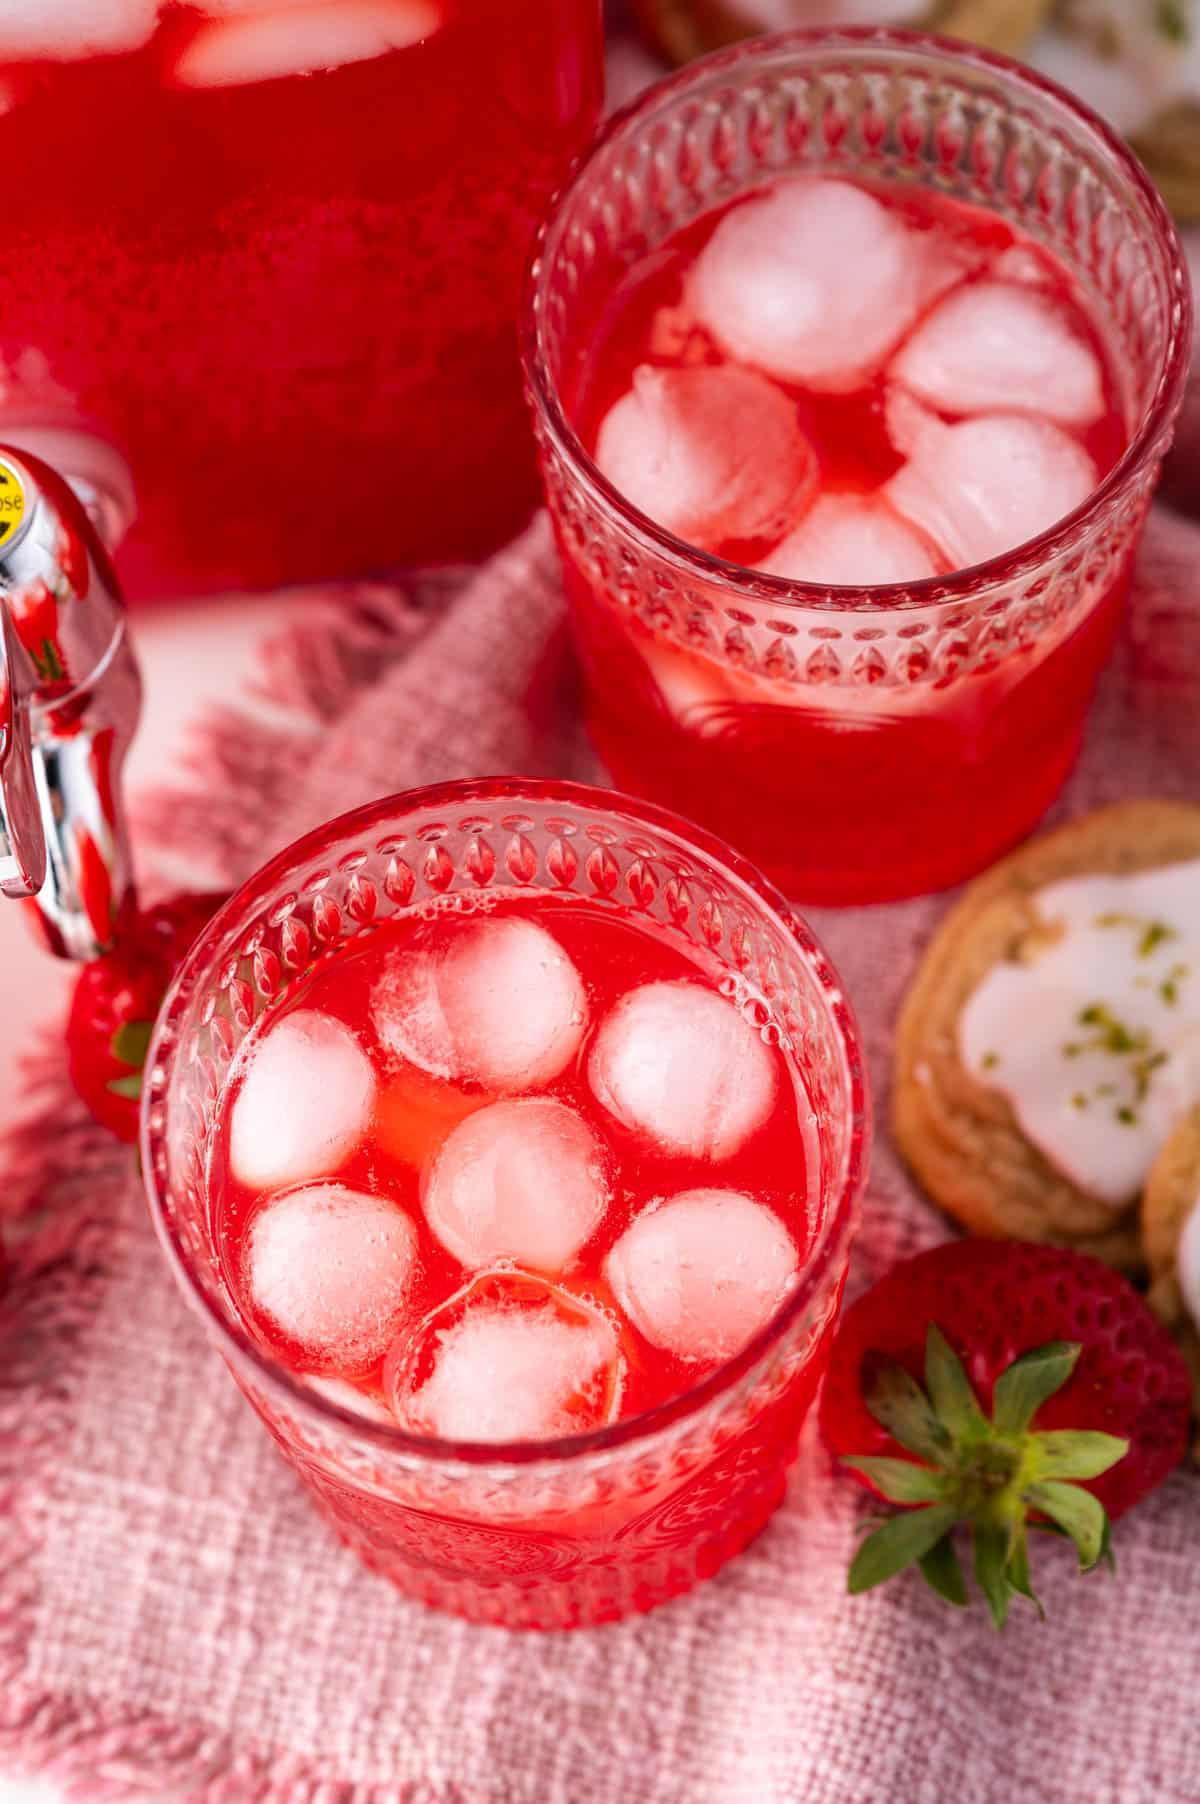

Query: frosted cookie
[1142,1105,1200,1410]
[893,800,1200,1266]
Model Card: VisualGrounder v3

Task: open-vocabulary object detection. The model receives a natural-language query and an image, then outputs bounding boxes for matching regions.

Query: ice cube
[172,0,440,88]
[891,280,1105,428]
[991,246,1050,288]
[687,177,953,391]
[764,494,942,586]
[303,1374,396,1425]
[594,363,816,549]
[0,0,158,56]
[640,638,738,725]
[886,413,1097,571]
[372,915,587,1093]
[606,1188,797,1362]
[389,1271,625,1442]
[245,1184,418,1372]
[423,1098,610,1272]
[230,1009,375,1192]
[588,981,776,1160]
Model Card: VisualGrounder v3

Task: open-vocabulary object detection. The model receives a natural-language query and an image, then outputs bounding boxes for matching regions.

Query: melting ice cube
[886,411,1097,571]
[765,493,942,587]
[171,0,440,88]
[245,1184,418,1372]
[588,981,776,1161]
[0,0,158,56]
[606,1188,797,1362]
[372,915,587,1093]
[594,363,816,548]
[891,280,1105,428]
[230,1009,375,1192]
[423,1097,610,1272]
[687,177,957,391]
[303,1374,396,1425]
[388,1271,625,1442]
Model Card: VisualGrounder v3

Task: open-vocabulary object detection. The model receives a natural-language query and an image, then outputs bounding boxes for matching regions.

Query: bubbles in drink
[606,1188,797,1362]
[891,280,1105,428]
[230,1009,375,1191]
[594,363,816,549]
[588,981,776,1160]
[423,1097,610,1272]
[173,0,441,89]
[0,0,157,57]
[687,177,956,391]
[765,494,942,587]
[886,411,1097,572]
[388,1271,625,1441]
[371,916,587,1093]
[245,1184,418,1372]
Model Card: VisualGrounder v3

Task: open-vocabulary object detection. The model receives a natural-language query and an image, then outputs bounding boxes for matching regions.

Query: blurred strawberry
[10,578,67,686]
[66,890,228,1142]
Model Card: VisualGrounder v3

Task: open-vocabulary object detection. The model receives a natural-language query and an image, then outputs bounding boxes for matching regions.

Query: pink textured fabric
[2,501,1200,1803]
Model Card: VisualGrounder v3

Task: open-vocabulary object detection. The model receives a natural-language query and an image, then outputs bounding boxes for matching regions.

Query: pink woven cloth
[2,497,1200,1803]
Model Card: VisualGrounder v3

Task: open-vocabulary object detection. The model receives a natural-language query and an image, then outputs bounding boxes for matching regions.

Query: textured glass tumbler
[524,29,1192,904]
[142,779,869,1629]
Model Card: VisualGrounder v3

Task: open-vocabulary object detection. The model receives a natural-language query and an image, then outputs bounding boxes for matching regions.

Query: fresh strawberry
[66,891,228,1142]
[820,1239,1190,1626]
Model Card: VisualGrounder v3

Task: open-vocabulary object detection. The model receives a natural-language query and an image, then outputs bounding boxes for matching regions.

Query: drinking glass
[142,778,868,1629]
[0,0,603,600]
[523,28,1192,903]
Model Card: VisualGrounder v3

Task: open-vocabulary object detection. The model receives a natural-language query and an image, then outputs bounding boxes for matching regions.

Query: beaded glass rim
[522,25,1193,612]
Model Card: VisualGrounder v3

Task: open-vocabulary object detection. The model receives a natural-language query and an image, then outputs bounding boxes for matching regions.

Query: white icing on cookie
[959,861,1200,1206]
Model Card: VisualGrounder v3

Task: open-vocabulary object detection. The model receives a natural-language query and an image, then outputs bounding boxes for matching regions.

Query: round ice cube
[765,493,942,587]
[172,0,440,88]
[230,1009,375,1192]
[423,1098,610,1272]
[246,1184,418,1372]
[688,177,945,390]
[606,1189,797,1362]
[891,280,1105,428]
[886,412,1097,571]
[389,1271,625,1442]
[594,363,816,548]
[372,916,587,1093]
[588,981,776,1160]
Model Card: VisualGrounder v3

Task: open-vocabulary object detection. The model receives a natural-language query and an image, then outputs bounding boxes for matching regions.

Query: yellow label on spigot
[0,461,25,549]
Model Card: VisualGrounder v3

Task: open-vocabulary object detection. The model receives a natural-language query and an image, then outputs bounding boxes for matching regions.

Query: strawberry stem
[844,1328,1131,1625]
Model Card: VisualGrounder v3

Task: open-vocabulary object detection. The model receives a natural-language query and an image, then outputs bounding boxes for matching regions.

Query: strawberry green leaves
[992,1341,1079,1435]
[848,1504,958,1594]
[843,1324,1129,1628]
[107,1018,154,1102]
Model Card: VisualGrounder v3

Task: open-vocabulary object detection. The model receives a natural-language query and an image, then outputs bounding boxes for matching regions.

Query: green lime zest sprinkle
[1160,963,1190,1006]
[1157,0,1189,44]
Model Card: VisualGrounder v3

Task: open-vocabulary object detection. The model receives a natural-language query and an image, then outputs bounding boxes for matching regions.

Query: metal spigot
[0,446,140,960]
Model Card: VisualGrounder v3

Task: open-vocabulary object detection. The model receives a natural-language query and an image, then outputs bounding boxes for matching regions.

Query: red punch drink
[0,0,602,600]
[218,902,811,1431]
[525,31,1191,903]
[144,782,867,1628]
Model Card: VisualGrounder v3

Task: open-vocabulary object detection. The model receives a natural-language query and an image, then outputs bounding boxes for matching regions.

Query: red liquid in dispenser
[0,0,602,598]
